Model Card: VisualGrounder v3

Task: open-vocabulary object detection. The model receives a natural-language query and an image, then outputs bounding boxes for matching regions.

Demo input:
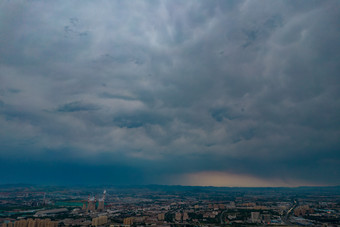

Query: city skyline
[1,184,339,226]
[0,0,340,186]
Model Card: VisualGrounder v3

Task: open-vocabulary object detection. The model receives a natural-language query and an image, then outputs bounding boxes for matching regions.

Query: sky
[0,0,340,187]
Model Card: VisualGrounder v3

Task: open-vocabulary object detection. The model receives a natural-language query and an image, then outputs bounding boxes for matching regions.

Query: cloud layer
[0,0,339,186]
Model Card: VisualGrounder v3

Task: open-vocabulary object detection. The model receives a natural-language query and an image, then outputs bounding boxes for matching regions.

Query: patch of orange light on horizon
[176,171,320,187]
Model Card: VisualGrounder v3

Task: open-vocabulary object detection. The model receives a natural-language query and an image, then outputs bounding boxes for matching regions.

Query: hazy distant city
[1,0,340,226]
[1,185,339,226]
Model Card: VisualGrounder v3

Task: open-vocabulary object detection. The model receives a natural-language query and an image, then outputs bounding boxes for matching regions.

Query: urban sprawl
[0,185,339,226]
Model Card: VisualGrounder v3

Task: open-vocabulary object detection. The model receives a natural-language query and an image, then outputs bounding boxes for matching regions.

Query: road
[282,200,297,226]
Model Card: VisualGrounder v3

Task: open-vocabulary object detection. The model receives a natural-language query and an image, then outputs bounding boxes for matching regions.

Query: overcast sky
[0,0,339,186]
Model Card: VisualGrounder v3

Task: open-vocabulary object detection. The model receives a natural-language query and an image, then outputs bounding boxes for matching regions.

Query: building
[34,208,68,217]
[92,216,108,227]
[228,202,235,208]
[3,219,57,227]
[123,217,134,226]
[183,212,189,221]
[218,204,225,209]
[294,205,313,216]
[157,213,165,221]
[251,212,261,223]
[262,214,271,224]
[175,213,182,222]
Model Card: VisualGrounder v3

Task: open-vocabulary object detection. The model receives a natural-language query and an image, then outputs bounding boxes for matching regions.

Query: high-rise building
[3,219,57,227]
[123,217,134,225]
[27,219,35,227]
[92,216,108,226]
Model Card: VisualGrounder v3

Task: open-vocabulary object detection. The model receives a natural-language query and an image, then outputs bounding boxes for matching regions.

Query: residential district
[0,185,339,227]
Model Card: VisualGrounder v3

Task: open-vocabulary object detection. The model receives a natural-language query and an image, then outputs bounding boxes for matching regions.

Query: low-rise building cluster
[1,185,339,226]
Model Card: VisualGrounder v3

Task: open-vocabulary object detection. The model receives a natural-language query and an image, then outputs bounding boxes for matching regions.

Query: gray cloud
[57,101,100,112]
[0,0,339,185]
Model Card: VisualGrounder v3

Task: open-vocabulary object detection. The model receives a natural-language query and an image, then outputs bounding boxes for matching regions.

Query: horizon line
[1,183,339,189]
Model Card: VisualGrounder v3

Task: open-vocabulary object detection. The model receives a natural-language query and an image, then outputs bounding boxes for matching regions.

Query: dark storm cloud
[0,0,339,185]
[57,101,100,112]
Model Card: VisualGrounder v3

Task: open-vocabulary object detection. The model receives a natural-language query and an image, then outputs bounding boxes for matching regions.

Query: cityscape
[1,1,340,227]
[1,185,340,226]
